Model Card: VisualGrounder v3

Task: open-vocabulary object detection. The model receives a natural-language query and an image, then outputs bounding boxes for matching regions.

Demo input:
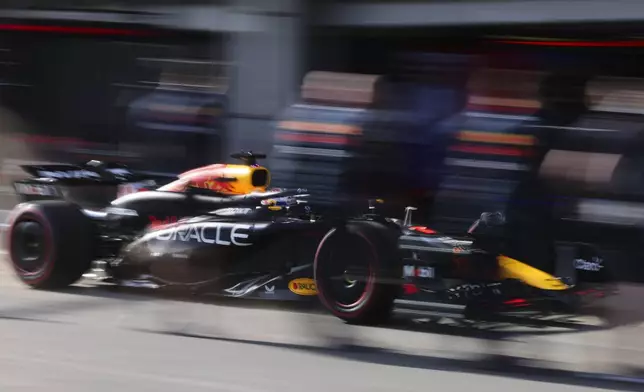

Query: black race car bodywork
[4,153,614,325]
[12,160,173,208]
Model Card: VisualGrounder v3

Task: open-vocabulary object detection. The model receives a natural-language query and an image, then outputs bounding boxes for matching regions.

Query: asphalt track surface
[0,320,621,392]
[2,258,644,392]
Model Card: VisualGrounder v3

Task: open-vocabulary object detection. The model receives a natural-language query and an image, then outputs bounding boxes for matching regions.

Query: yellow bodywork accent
[158,164,270,195]
[191,165,270,195]
[497,255,569,291]
[205,164,270,194]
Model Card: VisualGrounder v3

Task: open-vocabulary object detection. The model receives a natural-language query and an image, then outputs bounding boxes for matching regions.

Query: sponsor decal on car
[148,215,179,228]
[153,222,252,246]
[403,265,435,278]
[117,182,149,198]
[214,208,254,216]
[573,257,603,272]
[261,199,277,206]
[288,278,317,296]
[446,283,503,300]
[438,237,472,247]
[37,169,101,179]
[452,247,467,254]
[14,183,58,197]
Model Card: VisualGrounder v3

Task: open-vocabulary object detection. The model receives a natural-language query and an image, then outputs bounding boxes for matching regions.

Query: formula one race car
[316,210,614,324]
[4,152,613,325]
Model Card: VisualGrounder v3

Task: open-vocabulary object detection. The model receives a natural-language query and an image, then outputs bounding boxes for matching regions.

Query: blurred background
[4,0,644,279]
[5,0,644,387]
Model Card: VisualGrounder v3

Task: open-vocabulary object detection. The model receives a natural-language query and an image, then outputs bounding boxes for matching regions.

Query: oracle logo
[153,222,252,247]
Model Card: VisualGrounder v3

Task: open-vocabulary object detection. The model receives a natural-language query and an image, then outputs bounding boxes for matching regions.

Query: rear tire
[6,201,94,289]
[314,221,399,325]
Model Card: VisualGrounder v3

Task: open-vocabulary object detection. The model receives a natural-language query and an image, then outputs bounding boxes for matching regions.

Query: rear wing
[20,163,176,186]
[14,163,178,206]
[21,163,130,183]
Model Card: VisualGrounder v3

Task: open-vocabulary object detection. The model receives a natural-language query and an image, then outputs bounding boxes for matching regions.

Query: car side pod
[497,255,570,291]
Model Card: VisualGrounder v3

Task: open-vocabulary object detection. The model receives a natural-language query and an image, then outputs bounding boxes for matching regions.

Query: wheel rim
[11,220,47,274]
[318,232,375,310]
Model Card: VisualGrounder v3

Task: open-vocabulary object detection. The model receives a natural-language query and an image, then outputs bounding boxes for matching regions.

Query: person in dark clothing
[505,72,591,274]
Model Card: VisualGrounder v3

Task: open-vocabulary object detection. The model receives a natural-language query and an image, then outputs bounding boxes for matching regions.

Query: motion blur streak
[0,24,153,35]
[2,0,644,390]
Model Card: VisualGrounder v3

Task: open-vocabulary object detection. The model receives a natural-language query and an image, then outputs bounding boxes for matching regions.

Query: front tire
[314,221,399,325]
[6,201,94,289]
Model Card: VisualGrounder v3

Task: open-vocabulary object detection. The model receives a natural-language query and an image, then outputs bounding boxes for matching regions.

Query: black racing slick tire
[6,201,94,289]
[314,221,399,326]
